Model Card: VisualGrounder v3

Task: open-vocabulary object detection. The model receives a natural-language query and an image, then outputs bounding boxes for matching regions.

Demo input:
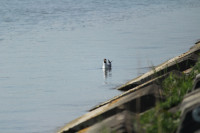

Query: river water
[0,0,200,132]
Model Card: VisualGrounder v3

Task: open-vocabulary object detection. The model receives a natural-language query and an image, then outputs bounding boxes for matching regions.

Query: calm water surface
[0,0,200,132]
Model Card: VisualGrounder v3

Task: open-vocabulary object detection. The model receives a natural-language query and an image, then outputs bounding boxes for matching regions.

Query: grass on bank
[139,58,200,133]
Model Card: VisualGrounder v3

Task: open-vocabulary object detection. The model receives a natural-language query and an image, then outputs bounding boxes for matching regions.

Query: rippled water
[0,0,200,132]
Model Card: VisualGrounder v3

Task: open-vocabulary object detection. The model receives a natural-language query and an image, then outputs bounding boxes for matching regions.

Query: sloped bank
[58,41,200,133]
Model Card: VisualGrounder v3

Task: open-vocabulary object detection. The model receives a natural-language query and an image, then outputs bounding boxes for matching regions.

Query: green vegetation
[161,72,193,109]
[139,58,200,133]
[140,107,181,133]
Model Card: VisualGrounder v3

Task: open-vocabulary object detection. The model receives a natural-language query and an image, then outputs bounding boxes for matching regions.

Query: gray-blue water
[0,0,200,132]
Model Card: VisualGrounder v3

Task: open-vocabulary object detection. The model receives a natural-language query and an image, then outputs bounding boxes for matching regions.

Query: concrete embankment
[58,41,200,133]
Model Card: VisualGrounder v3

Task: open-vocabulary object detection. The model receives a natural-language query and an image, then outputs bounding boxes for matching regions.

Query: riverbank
[58,41,200,133]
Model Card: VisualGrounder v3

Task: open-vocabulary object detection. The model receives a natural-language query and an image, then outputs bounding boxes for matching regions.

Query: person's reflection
[103,67,112,79]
